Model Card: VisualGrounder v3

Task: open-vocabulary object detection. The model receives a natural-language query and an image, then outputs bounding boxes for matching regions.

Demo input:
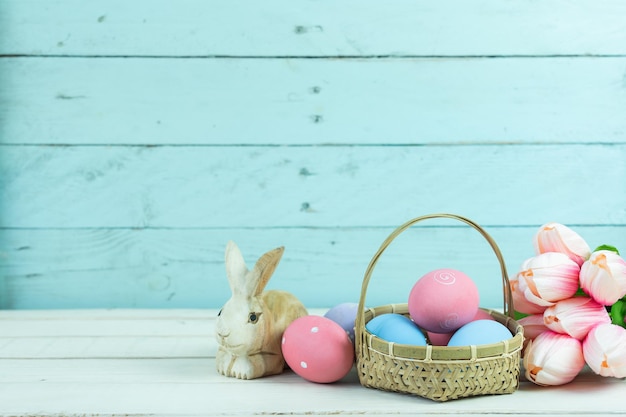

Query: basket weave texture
[355,214,524,402]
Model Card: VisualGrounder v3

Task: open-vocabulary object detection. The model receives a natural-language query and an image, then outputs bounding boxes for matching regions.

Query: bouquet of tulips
[511,222,626,386]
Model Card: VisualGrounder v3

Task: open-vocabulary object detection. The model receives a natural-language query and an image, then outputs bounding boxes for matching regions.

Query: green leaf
[609,299,626,330]
[574,287,588,297]
[593,244,620,255]
[514,311,529,321]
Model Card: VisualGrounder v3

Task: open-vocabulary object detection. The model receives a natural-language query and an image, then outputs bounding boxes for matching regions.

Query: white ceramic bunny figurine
[215,241,308,379]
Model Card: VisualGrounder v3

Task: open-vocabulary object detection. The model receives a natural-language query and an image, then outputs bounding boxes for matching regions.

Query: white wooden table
[1,309,624,416]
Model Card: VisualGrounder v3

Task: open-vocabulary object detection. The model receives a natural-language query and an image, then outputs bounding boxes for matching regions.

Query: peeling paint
[56,93,86,100]
[294,25,323,34]
[299,167,315,176]
[310,115,323,124]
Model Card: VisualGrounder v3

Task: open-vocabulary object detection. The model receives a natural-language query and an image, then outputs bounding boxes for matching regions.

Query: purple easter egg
[324,303,359,343]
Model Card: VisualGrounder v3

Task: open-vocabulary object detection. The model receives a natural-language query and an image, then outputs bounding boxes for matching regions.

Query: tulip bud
[518,314,549,341]
[518,314,550,355]
[583,323,626,378]
[524,331,585,386]
[543,297,611,340]
[510,276,547,315]
[533,222,591,266]
[579,250,626,306]
[517,253,581,307]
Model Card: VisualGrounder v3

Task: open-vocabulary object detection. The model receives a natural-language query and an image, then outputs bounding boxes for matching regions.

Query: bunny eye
[248,312,261,324]
[217,309,222,317]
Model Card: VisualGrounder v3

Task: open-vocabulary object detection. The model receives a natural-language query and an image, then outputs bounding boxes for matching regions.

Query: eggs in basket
[372,268,512,347]
[281,268,513,384]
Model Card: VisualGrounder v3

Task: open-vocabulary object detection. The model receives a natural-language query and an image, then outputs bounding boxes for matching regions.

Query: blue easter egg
[324,303,359,343]
[365,313,427,346]
[447,319,512,346]
[365,313,392,335]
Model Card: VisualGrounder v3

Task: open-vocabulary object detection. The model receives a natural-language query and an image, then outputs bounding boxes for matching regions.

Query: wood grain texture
[2,0,626,56]
[0,309,624,416]
[1,2,625,310]
[1,57,626,145]
[1,144,624,228]
[2,226,625,309]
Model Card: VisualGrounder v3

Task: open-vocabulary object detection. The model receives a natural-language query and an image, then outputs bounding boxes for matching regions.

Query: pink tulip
[543,297,611,340]
[510,276,547,314]
[524,331,585,386]
[518,314,550,355]
[533,222,591,266]
[579,250,626,306]
[517,252,581,307]
[583,323,626,378]
[518,314,549,341]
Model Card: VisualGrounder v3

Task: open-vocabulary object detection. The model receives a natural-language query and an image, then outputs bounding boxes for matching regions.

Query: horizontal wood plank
[2,1,626,316]
[1,58,626,144]
[0,335,215,359]
[2,0,626,56]
[1,366,622,416]
[0,309,331,358]
[2,226,625,309]
[1,144,625,228]
[0,358,623,416]
[0,315,214,338]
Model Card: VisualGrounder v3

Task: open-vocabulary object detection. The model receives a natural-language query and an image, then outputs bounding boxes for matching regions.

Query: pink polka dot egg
[408,268,480,333]
[281,315,354,383]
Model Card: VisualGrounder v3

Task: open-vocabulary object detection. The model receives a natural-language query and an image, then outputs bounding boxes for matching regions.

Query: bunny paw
[229,359,256,380]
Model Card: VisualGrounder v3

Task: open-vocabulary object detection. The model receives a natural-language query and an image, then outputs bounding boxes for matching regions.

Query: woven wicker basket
[355,213,524,402]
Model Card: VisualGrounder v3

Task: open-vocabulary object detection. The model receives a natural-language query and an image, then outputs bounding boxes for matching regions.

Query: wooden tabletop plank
[0,358,623,416]
[0,309,624,416]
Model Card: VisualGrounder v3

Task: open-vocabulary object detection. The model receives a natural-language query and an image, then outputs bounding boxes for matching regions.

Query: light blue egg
[365,313,391,335]
[366,313,427,346]
[447,320,512,346]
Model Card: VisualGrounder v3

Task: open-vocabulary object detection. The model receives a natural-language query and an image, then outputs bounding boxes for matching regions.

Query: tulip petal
[524,331,585,386]
[583,323,626,378]
[533,222,591,266]
[543,297,611,340]
[518,314,549,355]
[519,314,549,341]
[511,277,547,315]
[517,253,580,306]
[580,251,626,306]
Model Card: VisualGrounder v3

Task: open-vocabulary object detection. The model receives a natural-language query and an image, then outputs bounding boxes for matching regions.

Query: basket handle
[355,213,514,342]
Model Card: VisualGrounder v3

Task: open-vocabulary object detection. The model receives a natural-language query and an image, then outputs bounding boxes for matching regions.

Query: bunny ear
[249,246,285,296]
[225,241,248,294]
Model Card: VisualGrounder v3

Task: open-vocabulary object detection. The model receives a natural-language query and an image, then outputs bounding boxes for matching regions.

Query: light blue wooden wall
[1,0,625,309]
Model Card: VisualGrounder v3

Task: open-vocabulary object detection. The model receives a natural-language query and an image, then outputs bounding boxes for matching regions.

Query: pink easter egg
[426,309,493,345]
[473,309,495,321]
[408,268,480,333]
[281,315,354,384]
[427,331,453,346]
